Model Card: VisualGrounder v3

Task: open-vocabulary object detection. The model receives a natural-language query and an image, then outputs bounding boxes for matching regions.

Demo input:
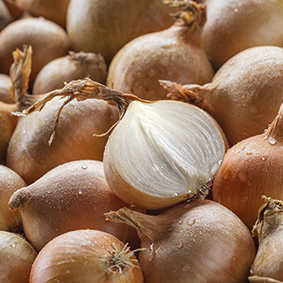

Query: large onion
[201,0,283,70]
[29,229,144,283]
[8,160,141,251]
[15,79,226,210]
[212,102,283,230]
[161,45,283,146]
[0,231,37,283]
[105,199,256,283]
[66,0,178,64]
[0,16,70,84]
[107,1,214,101]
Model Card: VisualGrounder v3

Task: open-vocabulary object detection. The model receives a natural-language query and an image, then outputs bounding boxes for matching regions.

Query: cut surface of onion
[14,79,226,210]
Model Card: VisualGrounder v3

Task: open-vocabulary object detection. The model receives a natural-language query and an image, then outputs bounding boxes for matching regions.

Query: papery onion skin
[33,51,107,95]
[0,165,26,232]
[0,17,70,84]
[29,229,144,283]
[6,98,119,184]
[66,0,178,64]
[107,2,214,101]
[8,160,141,252]
[201,0,283,70]
[105,200,256,283]
[0,231,37,283]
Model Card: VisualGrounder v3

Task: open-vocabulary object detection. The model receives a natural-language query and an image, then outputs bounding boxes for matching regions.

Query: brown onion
[161,45,283,146]
[0,165,26,232]
[201,0,283,70]
[29,229,144,283]
[105,199,256,283]
[8,160,141,251]
[15,79,226,210]
[0,231,37,283]
[107,1,214,101]
[0,73,14,104]
[0,0,12,30]
[249,196,283,282]
[13,0,70,28]
[0,16,70,84]
[66,0,178,64]
[212,102,283,230]
[33,51,107,95]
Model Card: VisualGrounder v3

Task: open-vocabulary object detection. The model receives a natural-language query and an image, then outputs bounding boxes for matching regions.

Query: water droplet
[148,243,155,262]
[241,146,246,150]
[234,8,238,12]
[187,218,196,225]
[177,243,183,249]
[232,256,236,262]
[238,172,248,182]
[77,135,83,142]
[178,220,183,225]
[246,152,252,155]
[10,244,16,248]
[81,163,88,170]
[268,137,276,145]
[261,157,266,161]
[182,264,191,272]
[78,190,82,195]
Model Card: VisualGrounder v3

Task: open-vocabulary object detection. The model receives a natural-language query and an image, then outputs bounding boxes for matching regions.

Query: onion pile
[105,199,256,283]
[107,1,214,101]
[161,45,283,146]
[0,16,70,84]
[0,231,37,283]
[212,102,283,231]
[29,229,144,283]
[201,0,283,70]
[33,51,107,95]
[16,78,226,210]
[8,159,141,251]
[66,0,178,64]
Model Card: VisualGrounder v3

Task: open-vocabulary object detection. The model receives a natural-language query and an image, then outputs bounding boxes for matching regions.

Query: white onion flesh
[106,100,225,208]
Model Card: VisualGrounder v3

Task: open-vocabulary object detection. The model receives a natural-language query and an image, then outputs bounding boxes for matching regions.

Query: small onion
[66,0,178,64]
[212,102,283,230]
[105,199,256,283]
[107,1,214,101]
[0,231,37,283]
[161,45,283,146]
[0,165,26,232]
[0,73,14,104]
[8,160,141,251]
[249,196,283,282]
[16,79,226,210]
[0,16,70,84]
[33,51,107,95]
[29,229,144,283]
[201,0,283,70]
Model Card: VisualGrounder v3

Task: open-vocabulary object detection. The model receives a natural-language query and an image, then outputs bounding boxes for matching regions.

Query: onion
[8,159,141,252]
[0,231,37,283]
[33,51,107,95]
[161,45,283,146]
[248,196,283,282]
[105,199,256,283]
[201,0,283,70]
[13,0,70,28]
[0,16,70,84]
[66,0,178,64]
[15,78,226,210]
[212,102,283,231]
[0,0,12,30]
[0,165,26,232]
[0,73,14,104]
[29,229,144,283]
[107,1,214,101]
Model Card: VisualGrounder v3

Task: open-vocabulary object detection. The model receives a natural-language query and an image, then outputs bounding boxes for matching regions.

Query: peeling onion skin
[0,165,26,232]
[107,2,214,101]
[105,200,256,283]
[162,45,283,146]
[33,51,107,95]
[249,197,283,282]
[0,231,37,283]
[8,160,141,252]
[202,0,283,70]
[29,229,144,283]
[6,98,119,184]
[212,103,283,231]
[67,0,178,65]
[0,17,70,84]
